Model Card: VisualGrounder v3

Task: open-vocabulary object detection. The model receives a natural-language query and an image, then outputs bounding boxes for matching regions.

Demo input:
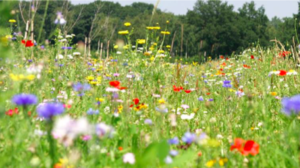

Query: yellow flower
[124,22,131,27]
[26,75,35,81]
[118,105,123,113]
[153,26,161,30]
[5,35,12,39]
[150,56,155,61]
[144,52,151,56]
[158,98,165,104]
[90,81,97,85]
[86,76,94,81]
[9,19,16,23]
[96,76,101,83]
[118,30,129,35]
[270,92,277,96]
[146,27,154,30]
[166,45,171,49]
[114,45,118,49]
[149,46,154,51]
[123,45,129,49]
[137,39,146,44]
[158,50,164,54]
[206,160,216,167]
[161,31,170,35]
[96,98,105,102]
[166,20,170,24]
[219,158,228,166]
[192,61,198,66]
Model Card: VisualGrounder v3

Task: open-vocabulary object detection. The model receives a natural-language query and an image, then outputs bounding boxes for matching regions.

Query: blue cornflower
[222,80,232,88]
[37,102,64,119]
[12,94,38,106]
[182,132,196,144]
[87,108,99,115]
[209,98,214,101]
[169,150,178,156]
[198,96,204,101]
[281,95,300,116]
[73,82,91,96]
[168,137,179,145]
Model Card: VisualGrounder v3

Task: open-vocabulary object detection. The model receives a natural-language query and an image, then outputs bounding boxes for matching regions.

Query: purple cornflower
[111,59,118,62]
[281,95,300,116]
[73,82,91,96]
[222,80,232,88]
[168,137,179,145]
[198,96,204,101]
[40,45,45,50]
[182,132,196,144]
[144,119,153,125]
[87,108,99,115]
[209,98,214,101]
[37,102,64,119]
[54,12,66,25]
[12,94,38,106]
[169,150,178,156]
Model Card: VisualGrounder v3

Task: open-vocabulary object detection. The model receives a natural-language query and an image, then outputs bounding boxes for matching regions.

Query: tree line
[8,0,300,58]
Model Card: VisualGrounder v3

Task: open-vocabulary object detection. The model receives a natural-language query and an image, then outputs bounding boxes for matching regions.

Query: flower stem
[47,118,56,167]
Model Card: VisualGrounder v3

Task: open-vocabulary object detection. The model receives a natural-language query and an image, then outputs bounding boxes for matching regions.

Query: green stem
[295,18,299,45]
[47,118,56,167]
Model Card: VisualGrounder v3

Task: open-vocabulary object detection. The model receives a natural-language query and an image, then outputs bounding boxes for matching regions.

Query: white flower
[56,54,64,59]
[66,35,73,38]
[73,52,81,56]
[180,113,195,120]
[123,153,135,164]
[96,123,115,138]
[67,55,73,59]
[164,156,173,164]
[116,51,122,55]
[106,87,120,92]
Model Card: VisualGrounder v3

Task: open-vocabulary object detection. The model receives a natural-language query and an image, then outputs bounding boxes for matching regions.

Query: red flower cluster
[5,108,19,117]
[21,40,34,47]
[220,55,224,59]
[278,51,291,58]
[251,55,255,59]
[173,85,192,93]
[243,64,251,69]
[109,81,127,90]
[230,138,259,156]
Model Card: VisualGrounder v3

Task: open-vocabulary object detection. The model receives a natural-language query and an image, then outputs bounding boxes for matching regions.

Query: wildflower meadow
[1,1,300,168]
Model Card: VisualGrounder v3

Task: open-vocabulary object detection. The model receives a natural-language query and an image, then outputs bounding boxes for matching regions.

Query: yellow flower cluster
[10,73,35,81]
[86,76,101,85]
[118,30,129,35]
[206,158,228,167]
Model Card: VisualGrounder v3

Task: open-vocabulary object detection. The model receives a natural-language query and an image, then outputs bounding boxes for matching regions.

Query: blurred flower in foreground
[73,82,91,96]
[37,102,65,119]
[96,123,115,138]
[52,115,91,146]
[123,153,135,164]
[182,132,196,144]
[12,94,38,106]
[281,94,300,116]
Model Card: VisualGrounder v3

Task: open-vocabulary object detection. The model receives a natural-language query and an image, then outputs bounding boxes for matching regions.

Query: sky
[71,0,299,19]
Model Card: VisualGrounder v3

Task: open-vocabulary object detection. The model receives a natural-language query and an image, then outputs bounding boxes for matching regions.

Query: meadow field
[1,1,300,168]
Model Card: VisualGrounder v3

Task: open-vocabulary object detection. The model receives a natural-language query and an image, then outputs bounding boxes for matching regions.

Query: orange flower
[231,138,259,156]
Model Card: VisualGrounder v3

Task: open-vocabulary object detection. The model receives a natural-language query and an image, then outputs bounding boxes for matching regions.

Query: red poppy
[5,108,19,117]
[118,146,123,151]
[173,85,183,92]
[230,138,244,152]
[231,138,259,156]
[119,86,127,90]
[242,140,259,156]
[251,55,254,59]
[279,70,287,76]
[184,90,191,93]
[109,81,120,88]
[226,58,229,60]
[133,98,139,105]
[219,68,223,71]
[220,55,224,59]
[21,40,26,44]
[206,92,210,95]
[25,40,34,47]
[63,104,72,109]
[278,51,291,58]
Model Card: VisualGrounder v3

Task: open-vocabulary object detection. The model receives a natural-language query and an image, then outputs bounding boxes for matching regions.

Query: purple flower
[73,82,91,96]
[54,12,66,25]
[168,137,179,145]
[209,98,214,101]
[87,108,99,115]
[169,150,178,156]
[182,132,196,144]
[281,95,300,116]
[198,96,204,101]
[144,119,153,125]
[222,80,232,88]
[12,94,38,106]
[40,45,45,49]
[37,102,64,119]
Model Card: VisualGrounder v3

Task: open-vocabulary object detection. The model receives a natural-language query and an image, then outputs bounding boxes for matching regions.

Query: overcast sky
[71,0,299,19]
